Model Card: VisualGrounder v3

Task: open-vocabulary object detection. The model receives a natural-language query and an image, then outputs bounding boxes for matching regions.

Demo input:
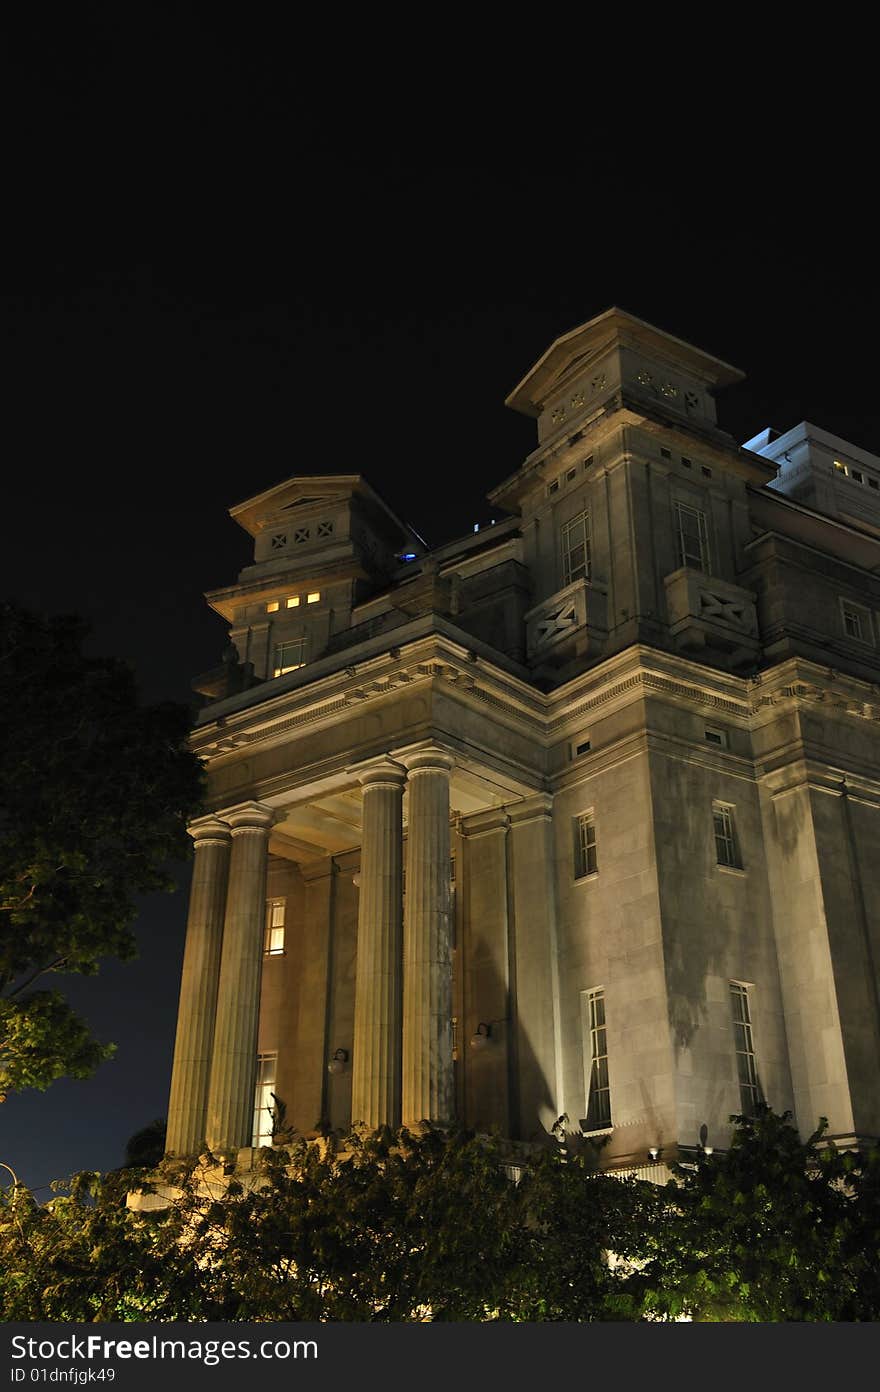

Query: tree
[621,1107,879,1322]
[0,603,203,1097]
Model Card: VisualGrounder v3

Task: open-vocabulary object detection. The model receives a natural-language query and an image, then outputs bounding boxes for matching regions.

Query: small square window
[584,454,594,469]
[834,460,849,475]
[704,726,728,749]
[287,596,300,608]
[266,601,280,613]
[317,520,334,537]
[548,479,560,495]
[852,470,864,484]
[681,456,692,469]
[271,534,287,550]
[293,527,310,543]
[701,465,712,478]
[306,592,321,604]
[661,447,671,460]
[840,600,872,645]
[566,468,576,481]
[869,478,879,490]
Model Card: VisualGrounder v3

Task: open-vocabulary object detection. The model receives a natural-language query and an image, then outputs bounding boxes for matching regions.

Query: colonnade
[165,747,454,1155]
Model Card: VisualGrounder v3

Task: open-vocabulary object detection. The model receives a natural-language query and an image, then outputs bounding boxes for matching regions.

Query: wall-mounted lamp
[648,1146,660,1161]
[328,1048,349,1075]
[702,1145,714,1157]
[469,1022,492,1050]
[352,874,361,889]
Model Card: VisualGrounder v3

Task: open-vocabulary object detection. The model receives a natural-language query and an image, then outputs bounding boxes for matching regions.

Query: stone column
[350,759,406,1129]
[205,801,275,1153]
[402,748,455,1126]
[165,816,231,1155]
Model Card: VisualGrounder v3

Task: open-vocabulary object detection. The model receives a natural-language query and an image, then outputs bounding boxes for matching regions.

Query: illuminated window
[713,802,741,869]
[306,591,320,604]
[273,639,306,676]
[252,1053,277,1148]
[730,983,761,1117]
[573,812,598,879]
[286,596,300,608]
[581,988,611,1130]
[834,459,849,475]
[265,898,286,955]
[674,500,711,573]
[266,601,280,613]
[561,510,591,586]
[840,599,873,645]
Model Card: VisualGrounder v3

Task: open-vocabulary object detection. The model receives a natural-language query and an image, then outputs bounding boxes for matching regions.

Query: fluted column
[165,816,231,1155]
[350,758,406,1129]
[204,801,275,1152]
[402,748,455,1126]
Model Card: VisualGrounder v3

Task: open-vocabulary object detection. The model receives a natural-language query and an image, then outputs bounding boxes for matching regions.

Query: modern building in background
[165,309,880,1171]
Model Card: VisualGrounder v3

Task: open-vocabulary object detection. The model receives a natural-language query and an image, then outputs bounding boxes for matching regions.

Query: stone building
[165,308,880,1171]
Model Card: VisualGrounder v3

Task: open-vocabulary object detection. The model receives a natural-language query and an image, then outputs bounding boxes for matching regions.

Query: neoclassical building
[165,308,880,1171]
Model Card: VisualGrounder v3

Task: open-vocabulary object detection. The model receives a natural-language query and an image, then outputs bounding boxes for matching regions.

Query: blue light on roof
[400,552,417,562]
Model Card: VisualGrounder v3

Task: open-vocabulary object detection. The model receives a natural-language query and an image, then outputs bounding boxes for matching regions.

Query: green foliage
[1,1113,878,1322]
[0,603,204,1094]
[619,1106,880,1322]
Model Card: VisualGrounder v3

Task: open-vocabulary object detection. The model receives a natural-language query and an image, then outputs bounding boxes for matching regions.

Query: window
[573,812,598,878]
[570,735,592,760]
[317,519,334,537]
[566,467,577,482]
[851,470,864,484]
[252,1053,278,1148]
[660,447,671,460]
[581,988,611,1130]
[271,534,287,550]
[729,983,761,1117]
[681,455,692,469]
[701,465,712,478]
[869,477,879,490]
[713,802,741,869]
[548,478,560,495]
[293,527,309,543]
[265,898,286,955]
[834,459,848,476]
[674,500,711,573]
[273,639,306,676]
[286,596,300,608]
[840,599,872,645]
[704,725,728,749]
[561,510,592,586]
[306,591,321,604]
[266,601,280,613]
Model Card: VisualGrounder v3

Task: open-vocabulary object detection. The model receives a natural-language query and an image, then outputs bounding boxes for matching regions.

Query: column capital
[392,742,456,777]
[347,755,407,791]
[187,815,232,848]
[221,801,277,835]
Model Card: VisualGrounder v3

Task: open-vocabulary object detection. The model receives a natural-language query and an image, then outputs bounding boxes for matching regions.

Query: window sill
[578,1124,613,1138]
[573,871,599,884]
[716,863,746,878]
[263,949,287,958]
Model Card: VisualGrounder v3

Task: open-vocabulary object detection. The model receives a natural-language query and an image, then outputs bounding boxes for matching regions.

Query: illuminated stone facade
[166,309,880,1170]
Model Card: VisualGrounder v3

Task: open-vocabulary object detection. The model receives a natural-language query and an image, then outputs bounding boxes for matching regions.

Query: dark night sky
[1,17,876,1193]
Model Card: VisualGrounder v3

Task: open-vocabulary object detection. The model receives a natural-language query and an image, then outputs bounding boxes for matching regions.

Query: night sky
[1,22,876,1193]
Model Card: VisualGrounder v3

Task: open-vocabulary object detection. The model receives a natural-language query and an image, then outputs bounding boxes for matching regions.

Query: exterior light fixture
[648,1146,660,1161]
[703,1145,714,1157]
[328,1049,349,1075]
[470,1022,492,1050]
